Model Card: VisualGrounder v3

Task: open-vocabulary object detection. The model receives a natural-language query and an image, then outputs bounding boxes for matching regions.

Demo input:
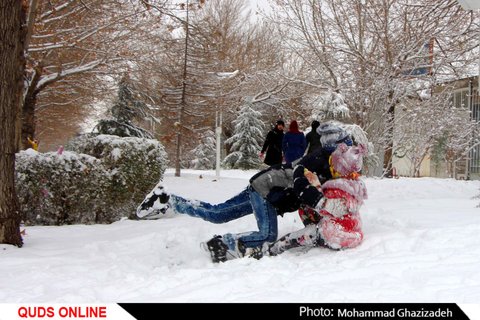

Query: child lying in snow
[252,142,368,258]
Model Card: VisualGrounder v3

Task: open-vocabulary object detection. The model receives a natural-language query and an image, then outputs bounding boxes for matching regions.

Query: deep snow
[2,169,480,303]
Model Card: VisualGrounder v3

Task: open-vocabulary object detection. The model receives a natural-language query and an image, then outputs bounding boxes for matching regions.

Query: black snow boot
[206,235,229,263]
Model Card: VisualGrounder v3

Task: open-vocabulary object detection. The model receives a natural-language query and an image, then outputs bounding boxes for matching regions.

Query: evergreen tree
[190,130,216,169]
[94,75,155,138]
[223,104,265,169]
[311,90,350,121]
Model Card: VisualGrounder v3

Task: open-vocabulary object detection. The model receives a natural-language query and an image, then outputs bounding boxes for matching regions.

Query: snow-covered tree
[223,104,265,169]
[310,90,350,121]
[266,0,478,176]
[22,0,166,150]
[394,88,477,177]
[137,0,286,175]
[189,130,216,169]
[94,76,154,138]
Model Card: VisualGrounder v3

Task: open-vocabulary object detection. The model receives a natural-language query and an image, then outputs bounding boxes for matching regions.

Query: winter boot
[136,184,170,219]
[243,246,264,260]
[203,235,247,263]
[205,235,229,263]
[221,234,248,260]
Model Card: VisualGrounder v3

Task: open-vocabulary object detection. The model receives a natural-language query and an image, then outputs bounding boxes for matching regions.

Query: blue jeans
[170,186,278,249]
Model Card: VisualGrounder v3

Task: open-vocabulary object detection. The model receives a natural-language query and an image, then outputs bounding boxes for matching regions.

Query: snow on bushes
[16,149,109,225]
[67,134,167,203]
[16,135,167,225]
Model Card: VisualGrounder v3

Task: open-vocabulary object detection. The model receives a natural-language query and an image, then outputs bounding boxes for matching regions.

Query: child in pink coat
[254,143,368,257]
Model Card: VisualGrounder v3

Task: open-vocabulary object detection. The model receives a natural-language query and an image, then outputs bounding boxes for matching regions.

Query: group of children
[137,120,368,263]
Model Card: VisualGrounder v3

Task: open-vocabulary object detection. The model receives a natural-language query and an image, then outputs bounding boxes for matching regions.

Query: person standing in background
[282,120,306,164]
[260,120,285,166]
[305,120,321,155]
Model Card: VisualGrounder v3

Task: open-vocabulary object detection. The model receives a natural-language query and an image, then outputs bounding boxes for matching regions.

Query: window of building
[469,88,480,174]
[451,88,469,109]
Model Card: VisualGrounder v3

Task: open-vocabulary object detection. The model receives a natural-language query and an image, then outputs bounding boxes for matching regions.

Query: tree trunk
[20,63,41,150]
[0,0,27,247]
[21,84,38,149]
[17,0,38,151]
[175,0,191,177]
[383,103,395,178]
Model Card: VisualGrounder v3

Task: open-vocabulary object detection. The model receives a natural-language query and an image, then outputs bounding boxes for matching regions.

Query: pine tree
[190,130,216,169]
[223,104,265,169]
[94,75,154,138]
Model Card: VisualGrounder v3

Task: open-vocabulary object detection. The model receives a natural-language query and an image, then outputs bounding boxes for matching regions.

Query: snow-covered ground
[2,169,480,303]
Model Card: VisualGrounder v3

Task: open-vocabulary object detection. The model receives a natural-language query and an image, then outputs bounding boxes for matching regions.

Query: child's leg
[298,207,322,226]
[233,187,278,248]
[266,224,322,256]
[168,187,254,223]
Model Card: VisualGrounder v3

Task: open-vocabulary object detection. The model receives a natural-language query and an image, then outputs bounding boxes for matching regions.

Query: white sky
[246,0,273,19]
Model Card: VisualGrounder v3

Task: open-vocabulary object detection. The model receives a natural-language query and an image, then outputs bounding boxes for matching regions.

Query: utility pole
[215,111,222,179]
[211,70,238,180]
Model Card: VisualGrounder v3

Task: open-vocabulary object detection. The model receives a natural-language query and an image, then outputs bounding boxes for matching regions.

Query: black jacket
[261,128,284,166]
[305,130,322,155]
[250,147,332,214]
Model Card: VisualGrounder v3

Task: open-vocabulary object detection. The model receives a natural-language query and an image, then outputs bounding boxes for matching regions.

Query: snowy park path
[1,169,480,302]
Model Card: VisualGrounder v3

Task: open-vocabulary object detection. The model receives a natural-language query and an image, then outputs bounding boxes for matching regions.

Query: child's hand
[304,169,321,190]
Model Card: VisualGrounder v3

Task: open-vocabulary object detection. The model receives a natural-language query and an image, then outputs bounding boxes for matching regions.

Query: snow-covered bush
[16,134,167,225]
[16,149,110,225]
[67,134,168,217]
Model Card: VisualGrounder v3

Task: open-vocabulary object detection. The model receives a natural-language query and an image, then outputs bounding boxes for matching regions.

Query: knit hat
[317,122,352,152]
[276,120,285,126]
